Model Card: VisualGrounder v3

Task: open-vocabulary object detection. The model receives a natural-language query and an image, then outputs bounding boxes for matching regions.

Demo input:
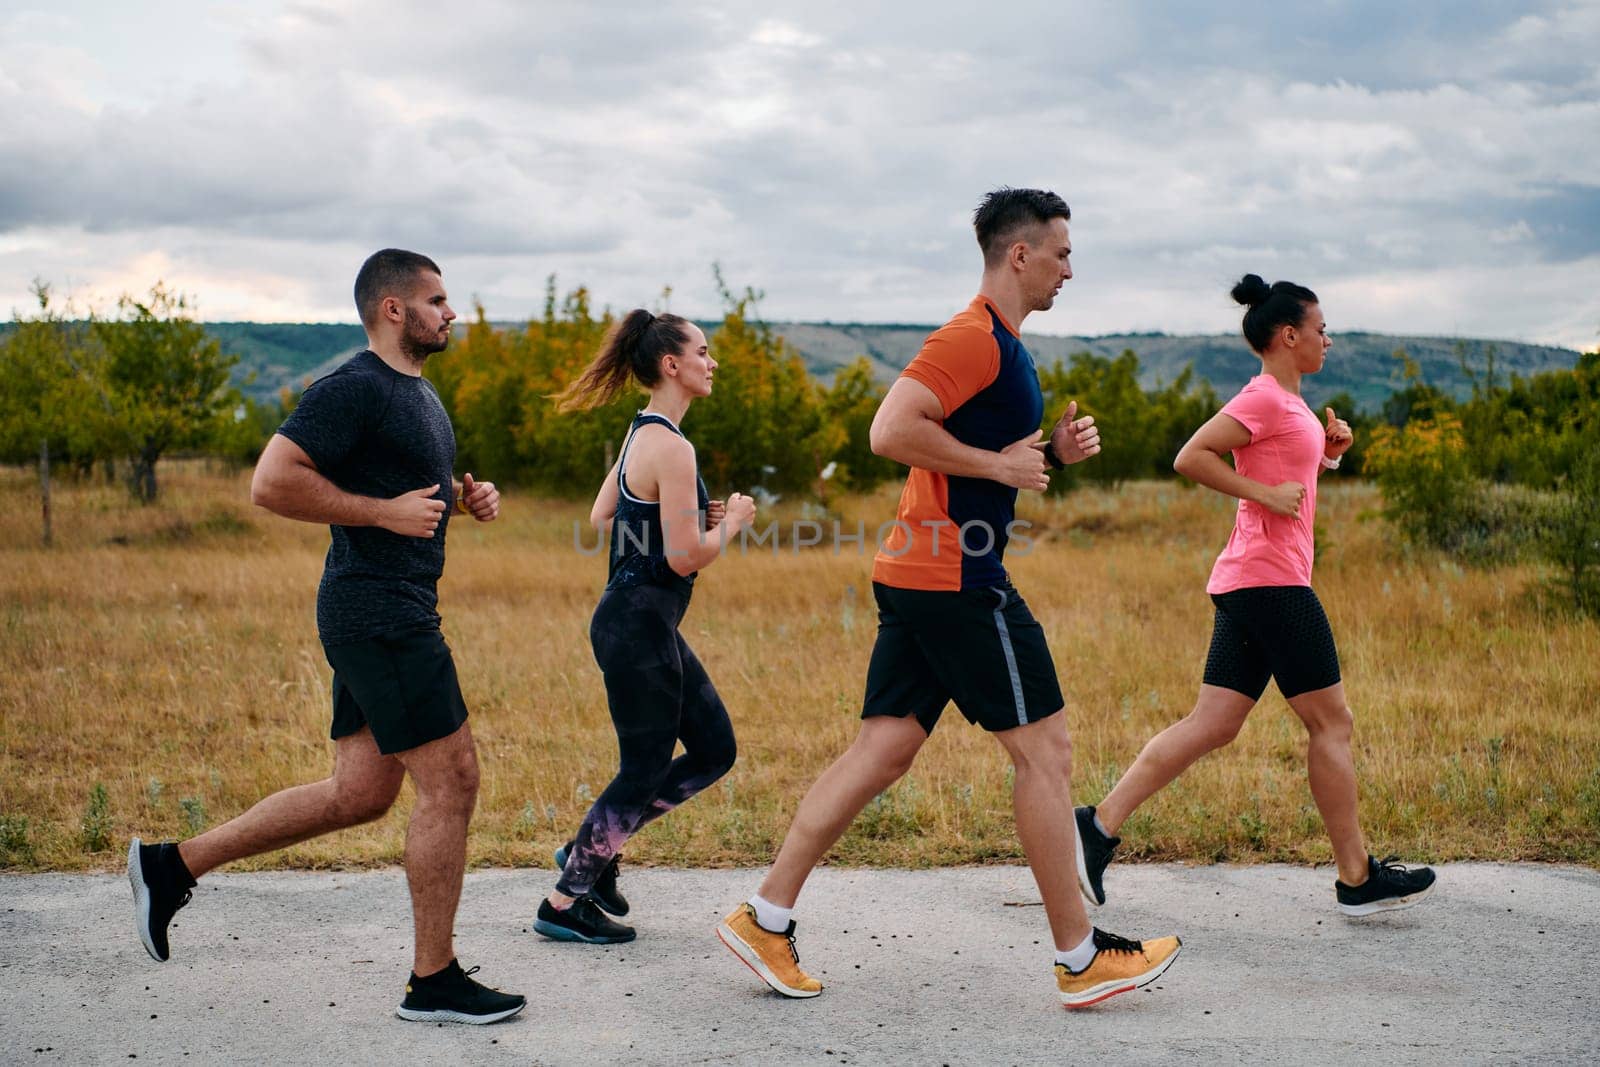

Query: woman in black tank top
[532,310,758,944]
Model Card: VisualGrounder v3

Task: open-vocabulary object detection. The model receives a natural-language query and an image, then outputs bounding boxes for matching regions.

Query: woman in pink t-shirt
[1073,274,1436,918]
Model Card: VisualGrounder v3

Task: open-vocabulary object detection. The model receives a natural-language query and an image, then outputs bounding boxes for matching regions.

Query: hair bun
[1230,273,1272,307]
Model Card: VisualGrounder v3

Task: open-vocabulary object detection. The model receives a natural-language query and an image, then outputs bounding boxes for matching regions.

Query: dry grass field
[2,462,1597,873]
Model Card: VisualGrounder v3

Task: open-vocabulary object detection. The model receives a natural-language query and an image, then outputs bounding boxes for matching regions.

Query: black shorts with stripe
[1203,585,1341,700]
[861,581,1064,734]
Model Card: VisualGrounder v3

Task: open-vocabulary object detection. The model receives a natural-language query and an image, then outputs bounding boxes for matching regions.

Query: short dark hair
[1230,274,1319,354]
[354,249,441,326]
[973,188,1071,267]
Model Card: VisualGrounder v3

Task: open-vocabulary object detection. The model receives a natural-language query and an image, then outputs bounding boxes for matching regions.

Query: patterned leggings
[555,581,737,898]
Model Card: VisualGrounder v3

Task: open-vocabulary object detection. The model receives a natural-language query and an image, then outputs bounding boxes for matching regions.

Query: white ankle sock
[1055,930,1097,973]
[749,894,793,934]
[1093,812,1111,838]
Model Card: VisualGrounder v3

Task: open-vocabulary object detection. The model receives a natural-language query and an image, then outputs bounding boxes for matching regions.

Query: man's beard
[399,307,449,363]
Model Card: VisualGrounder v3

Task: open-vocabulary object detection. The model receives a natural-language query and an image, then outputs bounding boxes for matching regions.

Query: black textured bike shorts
[1203,585,1341,700]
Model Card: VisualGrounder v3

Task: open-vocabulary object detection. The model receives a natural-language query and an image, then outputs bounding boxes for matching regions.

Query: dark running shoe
[1074,806,1120,907]
[534,896,636,944]
[128,837,195,962]
[396,959,526,1025]
[554,841,630,917]
[1336,854,1437,917]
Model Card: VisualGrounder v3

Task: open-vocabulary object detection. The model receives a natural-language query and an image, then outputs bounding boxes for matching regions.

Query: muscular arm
[868,377,1047,490]
[250,433,443,536]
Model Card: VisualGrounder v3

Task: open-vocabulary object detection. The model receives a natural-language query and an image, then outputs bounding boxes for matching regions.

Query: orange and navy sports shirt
[871,295,1045,592]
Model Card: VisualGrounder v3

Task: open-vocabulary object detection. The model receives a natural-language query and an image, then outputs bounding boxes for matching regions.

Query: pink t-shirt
[1206,375,1327,594]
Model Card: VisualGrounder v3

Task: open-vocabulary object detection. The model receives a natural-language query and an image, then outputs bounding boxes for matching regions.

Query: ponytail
[554,310,691,412]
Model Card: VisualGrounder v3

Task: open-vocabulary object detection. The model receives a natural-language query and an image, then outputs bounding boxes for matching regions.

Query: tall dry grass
[1,462,1596,872]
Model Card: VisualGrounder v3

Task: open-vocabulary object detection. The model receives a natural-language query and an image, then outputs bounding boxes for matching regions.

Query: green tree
[1037,349,1216,490]
[514,284,626,493]
[817,357,895,492]
[1545,443,1600,615]
[428,299,536,483]
[1381,347,1454,427]
[90,284,240,502]
[0,283,114,472]
[689,271,832,495]
[207,386,301,469]
[1147,365,1220,478]
[1037,350,1152,488]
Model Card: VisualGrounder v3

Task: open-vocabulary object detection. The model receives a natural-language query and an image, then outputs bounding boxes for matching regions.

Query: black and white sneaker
[1336,854,1437,917]
[396,959,526,1025]
[128,837,196,962]
[1074,806,1120,907]
[533,896,636,944]
[553,841,629,917]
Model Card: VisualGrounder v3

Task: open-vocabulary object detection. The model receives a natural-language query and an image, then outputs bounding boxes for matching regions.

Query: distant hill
[773,323,1585,412]
[123,321,1592,413]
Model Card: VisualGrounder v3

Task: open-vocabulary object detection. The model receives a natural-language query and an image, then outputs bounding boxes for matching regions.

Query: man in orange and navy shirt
[719,189,1184,1009]
[872,285,1053,594]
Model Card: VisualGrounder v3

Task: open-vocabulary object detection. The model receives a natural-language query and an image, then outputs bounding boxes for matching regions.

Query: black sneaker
[554,841,629,917]
[396,959,526,1025]
[534,896,636,944]
[1074,806,1120,907]
[128,837,195,962]
[1336,854,1437,917]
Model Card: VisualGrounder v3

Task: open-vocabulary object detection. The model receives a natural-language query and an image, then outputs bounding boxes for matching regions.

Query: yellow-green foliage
[424,279,1220,497]
[1369,411,1559,565]
[2,465,1597,872]
[426,279,847,497]
[1365,412,1480,552]
[1036,350,1218,489]
[1366,359,1600,589]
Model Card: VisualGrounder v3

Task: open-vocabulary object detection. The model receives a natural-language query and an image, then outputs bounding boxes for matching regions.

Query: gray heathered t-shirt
[276,350,456,646]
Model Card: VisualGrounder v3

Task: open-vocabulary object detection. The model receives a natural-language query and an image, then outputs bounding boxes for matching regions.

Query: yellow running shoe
[717,903,823,998]
[1055,928,1181,1009]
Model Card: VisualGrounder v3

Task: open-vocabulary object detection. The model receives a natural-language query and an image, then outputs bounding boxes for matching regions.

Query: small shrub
[1237,806,1269,850]
[1366,413,1474,549]
[1579,765,1600,830]
[1544,445,1600,615]
[1442,483,1559,566]
[81,783,112,852]
[853,780,924,840]
[0,814,35,866]
[179,796,206,834]
[1368,414,1557,564]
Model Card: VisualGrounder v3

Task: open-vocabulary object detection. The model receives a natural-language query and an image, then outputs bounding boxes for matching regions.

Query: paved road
[3,863,1596,1065]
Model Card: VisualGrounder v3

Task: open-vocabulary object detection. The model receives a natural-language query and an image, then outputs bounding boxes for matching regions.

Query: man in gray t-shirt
[127,250,524,1025]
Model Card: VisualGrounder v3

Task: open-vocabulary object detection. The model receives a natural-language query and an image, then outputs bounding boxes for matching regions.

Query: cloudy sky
[3,1,1597,348]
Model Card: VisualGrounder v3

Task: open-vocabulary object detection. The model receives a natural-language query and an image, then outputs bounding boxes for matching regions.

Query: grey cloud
[1,1,1595,347]
[1516,185,1600,261]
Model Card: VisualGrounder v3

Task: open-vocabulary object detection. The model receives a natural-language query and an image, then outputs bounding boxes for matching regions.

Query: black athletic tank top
[606,412,710,592]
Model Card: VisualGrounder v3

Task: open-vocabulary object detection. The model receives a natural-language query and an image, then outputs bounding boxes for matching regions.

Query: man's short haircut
[354,249,441,326]
[973,188,1071,267]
